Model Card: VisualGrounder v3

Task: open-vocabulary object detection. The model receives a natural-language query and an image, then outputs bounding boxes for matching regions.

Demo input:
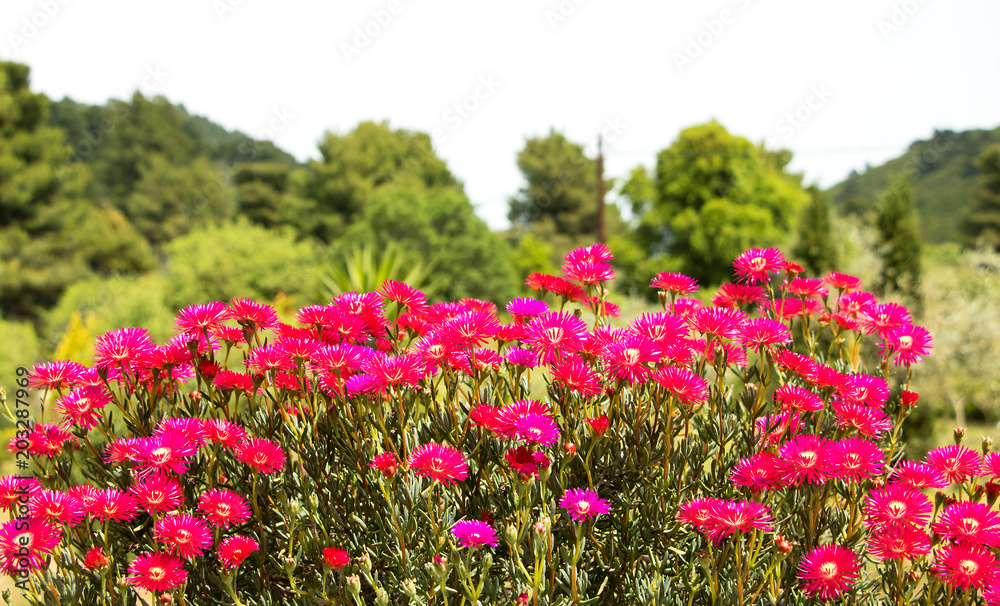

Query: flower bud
[347,575,361,596]
[283,556,296,576]
[954,427,967,445]
[159,595,174,606]
[402,579,418,599]
[189,390,201,400]
[534,521,547,536]
[775,535,792,555]
[84,547,111,571]
[985,436,994,456]
[988,481,1000,506]
[376,588,389,606]
[358,553,372,575]
[900,390,919,408]
[563,442,577,456]
[481,551,493,570]
[505,525,518,546]
[517,592,530,606]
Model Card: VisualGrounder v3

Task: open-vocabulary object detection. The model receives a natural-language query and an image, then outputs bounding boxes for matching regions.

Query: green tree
[293,121,458,242]
[630,121,808,286]
[793,185,839,275]
[962,144,1000,250]
[233,162,291,229]
[508,129,598,238]
[339,185,519,303]
[0,61,153,321]
[875,174,922,303]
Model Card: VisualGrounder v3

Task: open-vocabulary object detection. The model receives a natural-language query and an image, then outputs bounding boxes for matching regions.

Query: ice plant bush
[3,241,975,605]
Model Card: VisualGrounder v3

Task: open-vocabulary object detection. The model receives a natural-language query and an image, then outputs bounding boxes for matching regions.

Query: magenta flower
[603,334,659,384]
[523,311,589,364]
[496,400,552,440]
[505,297,549,321]
[504,447,551,478]
[514,414,560,447]
[730,452,781,492]
[712,283,767,308]
[377,279,428,310]
[776,434,831,486]
[932,543,998,590]
[0,518,63,575]
[135,432,197,479]
[925,445,984,484]
[198,489,252,529]
[560,488,611,523]
[787,277,829,298]
[676,498,723,530]
[738,318,791,349]
[733,247,785,284]
[651,366,709,407]
[867,525,931,562]
[630,313,689,346]
[859,302,912,338]
[203,419,248,449]
[93,327,156,369]
[702,500,774,543]
[650,272,698,295]
[824,271,862,291]
[130,474,184,513]
[408,443,469,487]
[773,385,823,413]
[550,354,603,397]
[889,460,949,489]
[881,324,933,367]
[369,452,399,477]
[154,513,212,559]
[451,520,499,549]
[828,438,885,482]
[27,360,86,391]
[690,307,748,340]
[85,488,140,523]
[29,490,84,526]
[227,297,279,330]
[863,483,932,530]
[797,545,861,600]
[175,302,229,334]
[56,385,111,431]
[442,309,501,349]
[127,552,188,592]
[933,502,1000,548]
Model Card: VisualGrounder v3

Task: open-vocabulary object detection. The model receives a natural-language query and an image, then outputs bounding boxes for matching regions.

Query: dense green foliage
[793,185,839,275]
[827,127,1000,243]
[961,144,1000,250]
[874,175,922,304]
[622,121,809,287]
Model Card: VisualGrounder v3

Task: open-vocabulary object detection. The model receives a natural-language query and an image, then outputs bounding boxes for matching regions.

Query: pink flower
[93,327,156,369]
[523,312,589,364]
[135,431,197,479]
[469,405,504,432]
[235,438,286,475]
[0,518,62,574]
[832,400,892,438]
[363,353,425,390]
[560,488,611,523]
[690,307,747,340]
[127,552,188,592]
[652,366,709,407]
[203,419,247,449]
[514,414,560,447]
[787,277,828,298]
[505,297,549,322]
[864,483,932,530]
[829,438,885,482]
[452,520,498,549]
[823,271,862,291]
[859,302,912,338]
[881,324,933,367]
[214,370,254,393]
[773,385,823,413]
[369,452,399,478]
[245,344,296,375]
[702,500,774,543]
[175,302,229,334]
[442,310,500,350]
[738,318,791,349]
[925,445,984,484]
[677,498,723,530]
[84,547,111,570]
[932,543,998,590]
[933,502,1000,548]
[377,280,427,310]
[650,272,698,295]
[797,545,861,600]
[550,355,603,396]
[26,424,75,458]
[59,386,112,431]
[198,489,251,529]
[585,415,610,437]
[86,488,141,523]
[730,452,781,492]
[603,334,659,384]
[227,297,279,330]
[630,313,689,346]
[712,283,767,308]
[218,536,258,569]
[130,475,185,513]
[889,460,949,489]
[154,514,212,559]
[867,525,930,562]
[839,374,889,408]
[29,490,84,526]
[322,546,350,569]
[408,443,469,486]
[26,360,86,390]
[733,247,785,284]
[496,400,552,440]
[776,434,831,486]
[0,476,40,513]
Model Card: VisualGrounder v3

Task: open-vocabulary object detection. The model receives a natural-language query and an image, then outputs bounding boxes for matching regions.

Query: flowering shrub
[4,241,977,605]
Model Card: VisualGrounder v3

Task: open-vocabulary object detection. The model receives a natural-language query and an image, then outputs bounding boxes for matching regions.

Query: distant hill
[826,126,1000,243]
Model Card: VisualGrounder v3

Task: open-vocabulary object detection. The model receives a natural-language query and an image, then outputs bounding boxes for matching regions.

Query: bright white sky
[3,0,999,229]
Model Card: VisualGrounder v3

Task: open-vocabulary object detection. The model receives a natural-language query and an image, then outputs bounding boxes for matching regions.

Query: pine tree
[793,185,838,275]
[875,174,922,305]
[961,144,1000,250]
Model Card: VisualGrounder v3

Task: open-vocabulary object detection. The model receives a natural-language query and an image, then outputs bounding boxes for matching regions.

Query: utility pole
[597,134,606,244]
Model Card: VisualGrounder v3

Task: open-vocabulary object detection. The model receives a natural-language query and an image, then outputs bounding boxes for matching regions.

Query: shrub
[3,243,969,605]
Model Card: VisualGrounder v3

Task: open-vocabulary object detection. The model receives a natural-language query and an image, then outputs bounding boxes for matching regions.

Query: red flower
[408,443,469,486]
[203,419,248,449]
[227,297,279,330]
[377,279,427,310]
[369,452,399,478]
[823,271,862,291]
[585,415,610,437]
[677,498,723,530]
[797,545,861,600]
[127,552,188,592]
[235,438,286,475]
[218,536,258,569]
[786,277,828,298]
[84,547,111,570]
[198,489,251,529]
[214,370,254,393]
[468,405,504,432]
[503,447,550,478]
[322,546,349,569]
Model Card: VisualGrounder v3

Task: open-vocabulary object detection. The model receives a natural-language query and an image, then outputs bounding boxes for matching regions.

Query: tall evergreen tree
[961,144,1000,250]
[875,174,922,304]
[793,185,838,275]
